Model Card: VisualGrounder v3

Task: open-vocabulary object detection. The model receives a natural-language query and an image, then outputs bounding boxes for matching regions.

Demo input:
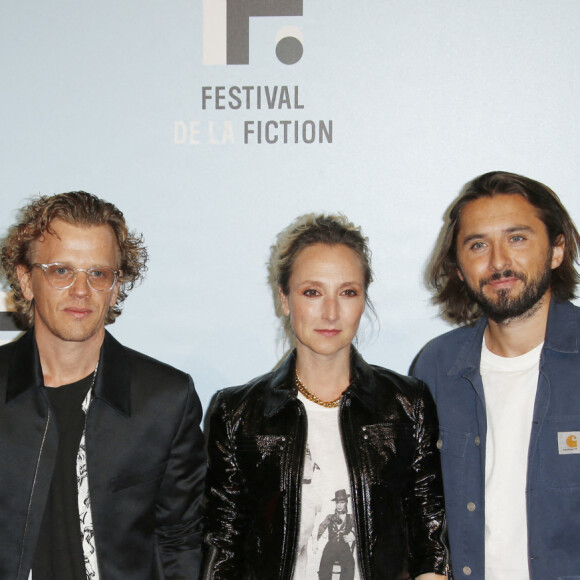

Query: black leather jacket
[203,349,448,579]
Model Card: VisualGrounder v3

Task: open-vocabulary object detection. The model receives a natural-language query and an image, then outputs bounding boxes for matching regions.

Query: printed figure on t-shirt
[302,445,321,485]
[316,489,356,580]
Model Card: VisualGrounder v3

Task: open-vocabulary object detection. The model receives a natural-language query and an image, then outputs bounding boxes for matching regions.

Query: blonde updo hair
[269,213,374,342]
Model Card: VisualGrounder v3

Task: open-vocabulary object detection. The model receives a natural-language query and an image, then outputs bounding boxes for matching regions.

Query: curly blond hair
[1,191,148,328]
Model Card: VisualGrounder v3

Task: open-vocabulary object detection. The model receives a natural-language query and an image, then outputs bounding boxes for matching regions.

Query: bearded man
[412,171,580,580]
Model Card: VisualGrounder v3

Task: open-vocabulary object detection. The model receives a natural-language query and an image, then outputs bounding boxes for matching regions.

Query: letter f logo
[204,0,303,65]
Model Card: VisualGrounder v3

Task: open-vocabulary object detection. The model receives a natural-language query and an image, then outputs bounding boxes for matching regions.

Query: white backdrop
[1,0,579,411]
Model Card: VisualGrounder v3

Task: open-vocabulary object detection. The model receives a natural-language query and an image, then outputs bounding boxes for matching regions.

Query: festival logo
[203,0,303,65]
[176,0,332,145]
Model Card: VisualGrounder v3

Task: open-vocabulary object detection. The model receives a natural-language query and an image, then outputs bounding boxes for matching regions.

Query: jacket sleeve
[155,374,206,579]
[202,391,248,579]
[405,381,449,578]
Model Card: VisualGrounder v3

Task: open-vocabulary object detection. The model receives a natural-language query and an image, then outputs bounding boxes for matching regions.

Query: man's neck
[484,292,551,358]
[35,327,104,387]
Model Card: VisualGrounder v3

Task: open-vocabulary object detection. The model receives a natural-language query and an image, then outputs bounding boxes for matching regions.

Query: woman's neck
[295,346,351,401]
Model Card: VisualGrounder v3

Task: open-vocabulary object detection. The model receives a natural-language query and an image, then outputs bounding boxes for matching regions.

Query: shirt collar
[447,298,579,377]
[6,329,131,416]
[543,299,578,354]
[265,346,376,416]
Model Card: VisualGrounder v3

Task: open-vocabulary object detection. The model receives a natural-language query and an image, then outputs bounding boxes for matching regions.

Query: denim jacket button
[462,566,472,575]
[467,502,476,512]
[474,436,481,446]
[436,439,443,450]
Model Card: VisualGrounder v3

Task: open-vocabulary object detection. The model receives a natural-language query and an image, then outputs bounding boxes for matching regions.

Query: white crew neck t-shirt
[481,339,543,580]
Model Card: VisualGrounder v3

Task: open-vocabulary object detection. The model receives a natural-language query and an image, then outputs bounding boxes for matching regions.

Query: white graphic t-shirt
[293,393,360,580]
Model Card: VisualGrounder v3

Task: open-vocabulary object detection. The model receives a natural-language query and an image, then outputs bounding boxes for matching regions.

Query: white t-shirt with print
[293,393,360,580]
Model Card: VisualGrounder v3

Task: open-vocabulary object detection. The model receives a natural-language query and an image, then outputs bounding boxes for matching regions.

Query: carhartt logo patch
[558,432,580,454]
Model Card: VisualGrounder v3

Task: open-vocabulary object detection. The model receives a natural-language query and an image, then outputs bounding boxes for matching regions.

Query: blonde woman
[203,214,448,580]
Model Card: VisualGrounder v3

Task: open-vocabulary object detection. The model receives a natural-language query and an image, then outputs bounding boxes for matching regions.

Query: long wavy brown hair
[1,191,148,328]
[428,171,580,325]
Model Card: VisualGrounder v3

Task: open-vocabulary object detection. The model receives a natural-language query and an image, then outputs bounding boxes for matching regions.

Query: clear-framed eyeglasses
[32,263,120,292]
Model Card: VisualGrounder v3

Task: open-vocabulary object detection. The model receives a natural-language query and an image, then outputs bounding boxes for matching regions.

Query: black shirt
[32,374,93,579]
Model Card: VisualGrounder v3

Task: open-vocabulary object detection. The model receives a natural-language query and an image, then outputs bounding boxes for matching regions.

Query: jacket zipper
[284,402,306,580]
[17,410,51,580]
[339,395,369,580]
[202,544,218,580]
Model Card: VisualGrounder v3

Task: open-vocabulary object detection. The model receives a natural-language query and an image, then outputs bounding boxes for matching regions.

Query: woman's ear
[279,287,291,317]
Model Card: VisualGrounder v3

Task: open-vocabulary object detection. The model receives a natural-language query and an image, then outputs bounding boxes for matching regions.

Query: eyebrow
[460,225,534,246]
[296,280,364,288]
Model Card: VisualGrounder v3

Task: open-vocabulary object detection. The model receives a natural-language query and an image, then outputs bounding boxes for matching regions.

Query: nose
[69,271,91,296]
[489,242,511,272]
[322,297,338,321]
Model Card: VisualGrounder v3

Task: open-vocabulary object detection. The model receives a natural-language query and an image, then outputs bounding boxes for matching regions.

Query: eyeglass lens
[44,264,116,291]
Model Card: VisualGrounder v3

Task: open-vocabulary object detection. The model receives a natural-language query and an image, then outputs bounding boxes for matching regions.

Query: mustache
[479,270,527,288]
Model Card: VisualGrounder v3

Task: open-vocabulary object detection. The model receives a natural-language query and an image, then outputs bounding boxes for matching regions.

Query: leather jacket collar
[6,330,42,402]
[6,330,132,416]
[265,346,376,418]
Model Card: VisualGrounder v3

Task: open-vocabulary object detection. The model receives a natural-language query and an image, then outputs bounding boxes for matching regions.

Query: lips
[64,307,93,318]
[315,329,341,337]
[481,270,526,291]
[487,277,520,288]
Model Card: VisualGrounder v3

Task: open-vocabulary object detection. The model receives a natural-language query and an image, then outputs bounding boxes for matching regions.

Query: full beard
[464,255,553,324]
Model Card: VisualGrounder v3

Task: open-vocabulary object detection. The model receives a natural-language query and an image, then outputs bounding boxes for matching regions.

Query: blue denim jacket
[412,299,580,580]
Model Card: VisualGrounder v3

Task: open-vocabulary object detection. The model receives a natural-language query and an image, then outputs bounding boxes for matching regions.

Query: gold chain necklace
[295,372,342,408]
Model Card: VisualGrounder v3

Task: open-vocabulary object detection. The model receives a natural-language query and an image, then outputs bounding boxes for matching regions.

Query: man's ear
[551,234,565,270]
[457,268,464,282]
[109,277,121,308]
[279,287,290,317]
[16,264,34,301]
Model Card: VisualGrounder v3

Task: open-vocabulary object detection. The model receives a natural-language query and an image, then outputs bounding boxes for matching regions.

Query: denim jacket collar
[543,299,578,354]
[446,299,578,379]
[446,318,487,377]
